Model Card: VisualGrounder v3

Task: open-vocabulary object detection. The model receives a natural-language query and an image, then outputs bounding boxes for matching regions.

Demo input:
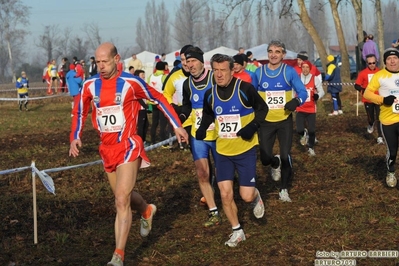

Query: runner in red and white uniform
[69,42,188,266]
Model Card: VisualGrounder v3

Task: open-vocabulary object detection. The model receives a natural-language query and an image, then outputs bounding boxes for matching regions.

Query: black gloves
[237,122,258,140]
[383,95,396,106]
[195,127,206,140]
[284,97,301,111]
[178,114,186,123]
[313,94,319,102]
[42,79,45,83]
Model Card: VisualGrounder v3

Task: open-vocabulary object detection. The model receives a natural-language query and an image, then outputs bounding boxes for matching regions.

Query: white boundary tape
[322,82,355,86]
[0,136,178,244]
[0,94,69,101]
[0,86,50,92]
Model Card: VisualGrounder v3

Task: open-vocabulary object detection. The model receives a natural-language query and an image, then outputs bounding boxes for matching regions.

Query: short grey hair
[267,40,286,54]
[210,53,234,70]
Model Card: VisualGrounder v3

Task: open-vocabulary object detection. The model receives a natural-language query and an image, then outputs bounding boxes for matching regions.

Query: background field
[1,83,399,266]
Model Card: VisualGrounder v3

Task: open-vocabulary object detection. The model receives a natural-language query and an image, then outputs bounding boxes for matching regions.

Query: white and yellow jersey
[365,68,399,125]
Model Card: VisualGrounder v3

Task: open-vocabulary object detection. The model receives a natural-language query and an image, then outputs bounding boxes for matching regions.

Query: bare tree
[135,18,146,51]
[383,0,399,48]
[157,2,171,54]
[135,0,171,54]
[69,37,89,61]
[0,0,30,82]
[328,0,350,79]
[82,22,102,52]
[375,0,384,68]
[56,27,73,59]
[173,0,208,48]
[36,25,61,62]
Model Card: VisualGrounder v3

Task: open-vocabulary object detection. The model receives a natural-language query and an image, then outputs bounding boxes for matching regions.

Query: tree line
[0,0,397,82]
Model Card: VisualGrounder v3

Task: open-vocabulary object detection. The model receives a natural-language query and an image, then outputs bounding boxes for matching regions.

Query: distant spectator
[391,38,399,50]
[66,63,82,109]
[161,53,166,61]
[238,47,245,54]
[80,60,89,80]
[129,66,135,75]
[47,59,58,95]
[326,55,343,116]
[133,69,149,146]
[89,56,97,77]
[362,34,379,63]
[126,53,143,70]
[233,54,252,83]
[16,71,29,111]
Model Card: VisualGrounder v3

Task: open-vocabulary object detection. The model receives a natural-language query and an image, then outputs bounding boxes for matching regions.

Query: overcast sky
[23,0,181,53]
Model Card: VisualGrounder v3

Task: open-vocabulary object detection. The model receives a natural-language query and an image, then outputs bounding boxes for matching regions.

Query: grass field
[1,83,399,266]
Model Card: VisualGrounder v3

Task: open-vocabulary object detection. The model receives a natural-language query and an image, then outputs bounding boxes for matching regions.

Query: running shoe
[224,229,246,247]
[338,110,344,115]
[300,129,308,146]
[204,211,221,227]
[328,111,339,116]
[308,148,316,156]
[367,124,374,134]
[253,188,265,219]
[386,172,397,188]
[377,137,384,145]
[107,254,123,266]
[271,155,281,181]
[140,204,157,237]
[279,189,292,202]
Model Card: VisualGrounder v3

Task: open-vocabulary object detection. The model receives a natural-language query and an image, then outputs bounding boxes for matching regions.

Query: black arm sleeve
[239,82,268,126]
[198,89,215,130]
[180,79,192,123]
[354,84,364,92]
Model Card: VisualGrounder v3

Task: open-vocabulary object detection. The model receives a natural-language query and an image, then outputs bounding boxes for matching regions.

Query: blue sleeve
[251,67,261,90]
[287,67,307,105]
[15,78,22,88]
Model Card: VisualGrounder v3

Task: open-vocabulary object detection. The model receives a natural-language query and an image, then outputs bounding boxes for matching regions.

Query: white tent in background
[203,46,238,68]
[247,44,298,60]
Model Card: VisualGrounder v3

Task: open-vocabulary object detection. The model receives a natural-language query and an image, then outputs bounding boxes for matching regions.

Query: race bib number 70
[97,105,124,132]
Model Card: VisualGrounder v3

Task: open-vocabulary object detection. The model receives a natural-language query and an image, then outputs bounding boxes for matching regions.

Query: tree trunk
[375,0,385,68]
[329,0,350,80]
[351,0,363,72]
[297,0,328,70]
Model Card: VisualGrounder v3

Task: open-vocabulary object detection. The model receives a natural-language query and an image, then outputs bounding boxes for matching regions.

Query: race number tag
[305,88,312,102]
[266,91,286,109]
[390,90,399,114]
[217,114,241,139]
[367,74,374,83]
[194,109,215,130]
[97,105,124,132]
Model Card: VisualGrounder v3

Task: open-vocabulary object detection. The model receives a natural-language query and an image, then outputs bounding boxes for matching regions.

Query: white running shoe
[300,129,308,146]
[386,172,397,188]
[253,188,265,219]
[107,254,123,266]
[308,148,316,156]
[140,204,157,237]
[367,124,374,134]
[377,137,384,145]
[225,229,246,247]
[338,110,343,115]
[271,155,281,181]
[328,111,339,116]
[279,189,292,202]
